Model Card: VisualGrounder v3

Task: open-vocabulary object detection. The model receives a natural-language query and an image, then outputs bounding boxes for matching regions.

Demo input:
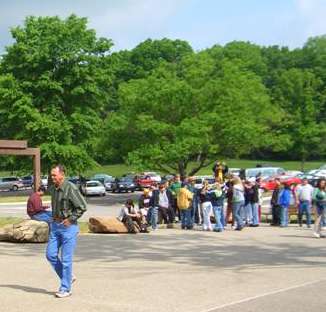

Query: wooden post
[33,149,41,191]
[0,141,41,192]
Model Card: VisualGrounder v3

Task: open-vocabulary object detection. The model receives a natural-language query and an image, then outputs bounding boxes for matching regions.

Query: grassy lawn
[0,195,51,203]
[0,217,24,228]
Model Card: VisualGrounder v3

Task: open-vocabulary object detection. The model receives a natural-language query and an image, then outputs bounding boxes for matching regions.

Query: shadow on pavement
[1,229,326,271]
[0,284,53,296]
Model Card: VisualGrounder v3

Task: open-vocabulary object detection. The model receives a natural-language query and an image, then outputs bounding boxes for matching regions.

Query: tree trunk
[178,161,187,181]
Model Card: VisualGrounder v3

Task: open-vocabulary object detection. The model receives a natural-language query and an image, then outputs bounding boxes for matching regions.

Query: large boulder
[0,220,49,243]
[88,217,129,233]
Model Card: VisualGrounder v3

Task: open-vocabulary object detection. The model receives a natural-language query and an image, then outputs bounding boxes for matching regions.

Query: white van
[245,167,285,179]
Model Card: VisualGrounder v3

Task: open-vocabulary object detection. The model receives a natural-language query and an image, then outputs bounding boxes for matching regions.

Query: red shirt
[27,193,47,217]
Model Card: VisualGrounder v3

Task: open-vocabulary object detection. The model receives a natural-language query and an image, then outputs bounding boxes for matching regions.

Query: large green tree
[0,15,113,173]
[100,52,283,177]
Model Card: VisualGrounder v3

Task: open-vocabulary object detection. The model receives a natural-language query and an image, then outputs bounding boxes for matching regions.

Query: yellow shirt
[177,187,193,209]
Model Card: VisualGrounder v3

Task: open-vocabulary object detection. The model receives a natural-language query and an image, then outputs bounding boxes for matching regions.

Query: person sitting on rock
[118,199,142,233]
[27,185,52,224]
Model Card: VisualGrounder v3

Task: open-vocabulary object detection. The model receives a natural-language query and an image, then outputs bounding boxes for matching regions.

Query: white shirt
[296,184,314,202]
[159,190,169,208]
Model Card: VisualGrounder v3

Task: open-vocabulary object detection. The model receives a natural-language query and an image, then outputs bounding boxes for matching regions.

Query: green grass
[0,195,51,203]
[0,217,24,228]
[78,221,89,234]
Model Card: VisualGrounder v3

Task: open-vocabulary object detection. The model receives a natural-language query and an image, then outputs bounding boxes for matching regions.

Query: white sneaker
[313,232,321,238]
[55,290,72,298]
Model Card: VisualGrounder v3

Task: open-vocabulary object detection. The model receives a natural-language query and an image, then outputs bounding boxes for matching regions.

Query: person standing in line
[186,177,200,225]
[46,164,87,298]
[169,175,182,222]
[244,178,260,227]
[177,183,193,229]
[151,182,174,228]
[270,178,282,226]
[211,177,225,232]
[232,177,245,231]
[278,183,291,227]
[27,185,52,224]
[296,178,314,228]
[201,180,213,231]
[313,179,326,238]
[225,177,234,228]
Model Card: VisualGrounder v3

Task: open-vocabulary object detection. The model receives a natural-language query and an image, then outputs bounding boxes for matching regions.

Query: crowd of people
[118,162,326,238]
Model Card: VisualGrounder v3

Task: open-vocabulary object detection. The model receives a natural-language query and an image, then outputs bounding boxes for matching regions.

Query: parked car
[142,172,161,182]
[81,180,106,196]
[21,175,34,188]
[193,175,215,189]
[68,176,81,185]
[0,177,24,191]
[260,175,302,191]
[112,177,136,193]
[228,168,241,176]
[104,176,115,191]
[41,176,48,189]
[135,175,155,190]
[90,174,113,185]
[245,167,285,179]
[285,170,303,177]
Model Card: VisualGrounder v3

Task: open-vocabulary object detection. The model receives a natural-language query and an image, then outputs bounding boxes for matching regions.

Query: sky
[0,0,326,53]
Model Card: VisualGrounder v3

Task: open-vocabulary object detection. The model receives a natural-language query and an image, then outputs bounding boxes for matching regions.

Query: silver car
[0,177,24,191]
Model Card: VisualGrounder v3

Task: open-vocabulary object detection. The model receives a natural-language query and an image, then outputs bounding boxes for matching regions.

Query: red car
[135,175,156,190]
[260,175,302,191]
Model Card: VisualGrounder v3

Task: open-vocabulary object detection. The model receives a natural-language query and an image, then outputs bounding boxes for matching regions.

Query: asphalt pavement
[0,225,326,312]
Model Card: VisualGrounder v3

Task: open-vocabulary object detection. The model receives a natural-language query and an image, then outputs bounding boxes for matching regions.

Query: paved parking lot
[0,225,326,312]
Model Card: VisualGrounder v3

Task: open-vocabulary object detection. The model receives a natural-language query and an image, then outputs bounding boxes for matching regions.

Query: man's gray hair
[51,164,66,174]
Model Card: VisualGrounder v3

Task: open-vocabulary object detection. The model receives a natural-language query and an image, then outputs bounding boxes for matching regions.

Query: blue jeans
[148,207,158,229]
[191,195,199,224]
[180,208,192,228]
[245,203,259,225]
[213,205,224,231]
[298,200,311,226]
[232,201,244,229]
[31,211,52,224]
[280,206,289,227]
[46,222,79,292]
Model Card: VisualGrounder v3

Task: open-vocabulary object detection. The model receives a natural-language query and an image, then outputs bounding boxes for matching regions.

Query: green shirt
[49,179,87,223]
[169,182,182,196]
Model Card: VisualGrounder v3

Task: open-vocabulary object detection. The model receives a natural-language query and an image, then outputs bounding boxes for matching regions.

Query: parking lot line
[201,279,325,312]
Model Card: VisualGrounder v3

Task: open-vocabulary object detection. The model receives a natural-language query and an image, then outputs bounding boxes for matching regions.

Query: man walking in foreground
[46,164,87,298]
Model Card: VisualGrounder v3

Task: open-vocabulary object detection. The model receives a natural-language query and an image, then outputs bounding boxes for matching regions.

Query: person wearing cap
[27,185,52,224]
[296,178,314,228]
